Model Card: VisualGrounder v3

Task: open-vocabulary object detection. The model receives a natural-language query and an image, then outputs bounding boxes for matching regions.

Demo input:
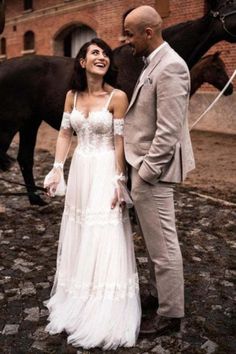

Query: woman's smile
[83,44,110,75]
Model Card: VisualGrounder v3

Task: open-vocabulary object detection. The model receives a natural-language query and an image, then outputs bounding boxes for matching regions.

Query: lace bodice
[60,90,124,153]
[70,108,114,152]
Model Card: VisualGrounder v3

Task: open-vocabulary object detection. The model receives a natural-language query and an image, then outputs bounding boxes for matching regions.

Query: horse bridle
[211,0,236,37]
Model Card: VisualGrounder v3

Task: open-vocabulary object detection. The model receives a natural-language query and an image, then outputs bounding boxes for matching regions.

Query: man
[123,6,195,335]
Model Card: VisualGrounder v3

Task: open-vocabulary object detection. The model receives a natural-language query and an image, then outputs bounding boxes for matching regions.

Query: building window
[0,37,6,54]
[22,31,35,55]
[24,31,34,50]
[0,36,6,59]
[24,0,33,11]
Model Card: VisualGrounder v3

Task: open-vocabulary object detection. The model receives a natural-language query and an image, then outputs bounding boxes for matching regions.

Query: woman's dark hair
[70,37,117,92]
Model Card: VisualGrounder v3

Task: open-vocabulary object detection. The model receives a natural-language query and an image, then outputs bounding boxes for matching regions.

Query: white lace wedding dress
[45,91,141,350]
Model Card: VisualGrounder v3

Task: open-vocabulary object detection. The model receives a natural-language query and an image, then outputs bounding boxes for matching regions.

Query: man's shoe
[155,315,181,335]
[141,294,159,312]
[140,317,157,335]
[140,314,181,336]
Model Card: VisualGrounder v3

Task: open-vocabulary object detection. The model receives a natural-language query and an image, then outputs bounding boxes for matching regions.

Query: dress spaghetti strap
[73,92,77,109]
[105,90,115,110]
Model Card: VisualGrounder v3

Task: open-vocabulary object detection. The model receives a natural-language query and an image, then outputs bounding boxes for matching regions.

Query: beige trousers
[131,167,184,318]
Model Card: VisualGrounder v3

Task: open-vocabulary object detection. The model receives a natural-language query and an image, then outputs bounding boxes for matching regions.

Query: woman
[44,38,141,350]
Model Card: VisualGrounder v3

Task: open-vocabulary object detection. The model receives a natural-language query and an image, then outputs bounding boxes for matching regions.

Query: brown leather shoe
[140,314,181,336]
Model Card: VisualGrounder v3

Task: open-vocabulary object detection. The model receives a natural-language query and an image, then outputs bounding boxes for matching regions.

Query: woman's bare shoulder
[111,89,128,105]
[66,90,75,99]
[64,90,75,111]
[111,89,129,117]
[105,84,127,99]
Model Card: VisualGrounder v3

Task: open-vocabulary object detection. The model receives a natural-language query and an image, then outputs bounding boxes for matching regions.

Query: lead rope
[0,176,46,193]
[190,69,236,131]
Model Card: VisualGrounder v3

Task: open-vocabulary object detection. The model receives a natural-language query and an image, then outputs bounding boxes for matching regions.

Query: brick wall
[1,0,235,89]
[3,0,156,57]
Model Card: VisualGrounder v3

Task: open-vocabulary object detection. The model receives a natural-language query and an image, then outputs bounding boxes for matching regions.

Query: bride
[44,38,141,350]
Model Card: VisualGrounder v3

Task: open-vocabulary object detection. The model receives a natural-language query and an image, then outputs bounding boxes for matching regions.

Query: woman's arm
[44,91,74,196]
[111,89,129,208]
[54,90,74,165]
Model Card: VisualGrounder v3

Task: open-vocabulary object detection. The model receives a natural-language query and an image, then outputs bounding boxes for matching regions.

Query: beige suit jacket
[124,42,195,184]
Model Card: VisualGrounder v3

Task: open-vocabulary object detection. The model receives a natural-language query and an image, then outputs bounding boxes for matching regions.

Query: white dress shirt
[139,41,167,81]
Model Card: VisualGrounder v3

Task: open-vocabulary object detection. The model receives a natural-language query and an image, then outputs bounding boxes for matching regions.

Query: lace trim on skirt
[63,204,129,225]
[56,274,139,300]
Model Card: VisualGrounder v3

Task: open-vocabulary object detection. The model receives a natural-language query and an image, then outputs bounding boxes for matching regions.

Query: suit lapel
[127,80,144,111]
[126,43,171,112]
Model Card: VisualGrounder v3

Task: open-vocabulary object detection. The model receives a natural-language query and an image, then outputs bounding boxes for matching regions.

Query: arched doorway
[54,24,96,57]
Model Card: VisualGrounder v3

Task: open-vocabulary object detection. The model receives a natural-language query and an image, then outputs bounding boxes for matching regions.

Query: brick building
[0,0,235,90]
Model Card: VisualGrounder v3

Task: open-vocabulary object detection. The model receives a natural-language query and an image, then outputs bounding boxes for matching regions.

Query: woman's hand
[44,167,62,197]
[46,182,59,197]
[111,188,126,210]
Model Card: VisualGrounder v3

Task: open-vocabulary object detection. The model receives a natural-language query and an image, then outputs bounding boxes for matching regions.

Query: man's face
[124,20,148,57]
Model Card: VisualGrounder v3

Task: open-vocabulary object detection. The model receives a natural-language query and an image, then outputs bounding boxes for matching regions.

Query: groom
[123,6,195,335]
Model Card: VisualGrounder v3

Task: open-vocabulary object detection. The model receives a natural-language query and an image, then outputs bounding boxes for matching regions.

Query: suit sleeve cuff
[138,161,162,185]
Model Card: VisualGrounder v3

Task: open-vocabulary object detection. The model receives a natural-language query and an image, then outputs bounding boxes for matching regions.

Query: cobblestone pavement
[0,147,235,354]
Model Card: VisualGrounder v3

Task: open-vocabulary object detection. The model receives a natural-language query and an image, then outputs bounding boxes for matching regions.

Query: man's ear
[145,27,153,39]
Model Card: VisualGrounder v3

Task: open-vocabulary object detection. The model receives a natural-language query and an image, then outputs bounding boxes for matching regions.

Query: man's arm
[138,61,190,184]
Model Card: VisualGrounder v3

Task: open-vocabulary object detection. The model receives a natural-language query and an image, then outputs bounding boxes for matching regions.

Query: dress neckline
[73,90,115,120]
[72,107,112,120]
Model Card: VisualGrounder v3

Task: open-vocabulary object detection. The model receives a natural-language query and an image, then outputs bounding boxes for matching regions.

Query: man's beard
[129,45,143,57]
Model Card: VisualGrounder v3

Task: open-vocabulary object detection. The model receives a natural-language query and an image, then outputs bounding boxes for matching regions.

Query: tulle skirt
[45,146,141,350]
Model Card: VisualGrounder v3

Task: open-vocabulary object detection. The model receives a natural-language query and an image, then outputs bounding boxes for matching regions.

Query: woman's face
[80,44,110,76]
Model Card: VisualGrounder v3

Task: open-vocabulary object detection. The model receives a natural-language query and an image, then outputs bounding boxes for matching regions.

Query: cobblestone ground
[0,146,235,354]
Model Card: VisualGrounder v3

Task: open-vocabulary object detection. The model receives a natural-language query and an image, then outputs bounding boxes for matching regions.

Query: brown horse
[0,0,235,205]
[190,51,233,96]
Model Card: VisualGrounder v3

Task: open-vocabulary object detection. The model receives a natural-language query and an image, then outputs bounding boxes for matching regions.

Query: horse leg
[18,120,47,206]
[0,143,16,171]
[0,127,18,171]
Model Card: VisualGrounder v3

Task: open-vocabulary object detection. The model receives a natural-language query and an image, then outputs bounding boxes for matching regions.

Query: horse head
[190,51,234,96]
[0,0,5,34]
[207,0,236,41]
